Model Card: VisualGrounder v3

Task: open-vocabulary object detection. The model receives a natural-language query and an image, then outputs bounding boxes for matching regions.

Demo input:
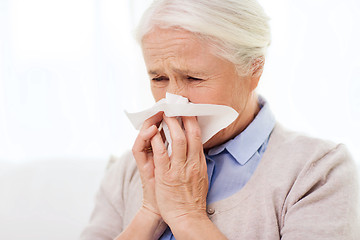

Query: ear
[250,57,265,91]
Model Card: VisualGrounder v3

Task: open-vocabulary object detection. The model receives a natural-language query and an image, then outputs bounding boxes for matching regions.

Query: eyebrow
[148,67,206,76]
[148,70,160,75]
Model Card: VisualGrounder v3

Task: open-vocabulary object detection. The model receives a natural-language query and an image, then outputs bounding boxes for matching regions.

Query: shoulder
[94,150,140,210]
[103,150,139,194]
[265,123,357,174]
[106,151,138,176]
[264,124,360,239]
[263,123,359,194]
[80,151,141,239]
[100,150,142,221]
[268,123,339,158]
[267,122,358,185]
[261,123,359,214]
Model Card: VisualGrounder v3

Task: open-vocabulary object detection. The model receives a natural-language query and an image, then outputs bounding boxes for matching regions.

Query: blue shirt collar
[207,95,276,165]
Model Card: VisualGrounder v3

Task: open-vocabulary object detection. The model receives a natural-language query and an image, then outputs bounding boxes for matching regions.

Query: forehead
[142,28,213,59]
[141,27,222,71]
[142,27,203,49]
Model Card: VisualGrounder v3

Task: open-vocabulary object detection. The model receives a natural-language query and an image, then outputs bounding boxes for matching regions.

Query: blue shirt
[160,96,276,240]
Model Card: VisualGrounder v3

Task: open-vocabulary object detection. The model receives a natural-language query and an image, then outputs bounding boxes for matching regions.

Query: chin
[203,130,223,150]
[203,125,238,150]
[203,141,212,150]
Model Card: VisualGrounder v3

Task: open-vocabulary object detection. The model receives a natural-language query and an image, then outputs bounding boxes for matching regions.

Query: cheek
[151,86,167,102]
[187,86,229,105]
[188,80,248,111]
[230,79,254,111]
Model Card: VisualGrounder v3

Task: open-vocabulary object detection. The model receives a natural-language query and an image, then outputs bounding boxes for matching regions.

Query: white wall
[258,0,360,164]
[0,0,359,163]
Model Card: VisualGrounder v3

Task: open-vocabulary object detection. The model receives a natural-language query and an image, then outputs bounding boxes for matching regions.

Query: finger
[182,117,208,184]
[151,130,170,172]
[132,111,163,156]
[163,115,187,165]
[140,111,164,131]
[132,124,158,166]
[182,116,203,162]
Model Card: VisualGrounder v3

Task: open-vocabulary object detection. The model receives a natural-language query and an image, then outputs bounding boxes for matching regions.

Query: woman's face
[142,27,260,148]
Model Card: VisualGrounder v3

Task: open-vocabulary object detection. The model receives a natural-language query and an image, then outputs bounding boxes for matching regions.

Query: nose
[167,79,188,99]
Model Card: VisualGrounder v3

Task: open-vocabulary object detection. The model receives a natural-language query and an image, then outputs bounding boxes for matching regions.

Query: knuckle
[188,127,201,140]
[132,146,140,154]
[154,145,168,157]
[183,161,200,177]
[140,121,152,131]
[189,162,201,173]
[159,149,168,158]
[165,172,177,182]
[132,143,146,155]
[172,135,187,146]
[137,131,147,140]
[142,118,152,127]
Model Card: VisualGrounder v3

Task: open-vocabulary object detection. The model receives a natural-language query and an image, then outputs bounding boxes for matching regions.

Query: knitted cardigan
[81,124,360,240]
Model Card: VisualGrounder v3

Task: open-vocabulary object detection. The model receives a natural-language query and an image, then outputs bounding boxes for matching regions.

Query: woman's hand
[130,114,226,240]
[151,115,209,226]
[117,112,169,240]
[132,112,164,218]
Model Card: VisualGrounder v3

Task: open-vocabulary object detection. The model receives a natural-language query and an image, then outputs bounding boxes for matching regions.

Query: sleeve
[280,144,360,240]
[80,154,131,240]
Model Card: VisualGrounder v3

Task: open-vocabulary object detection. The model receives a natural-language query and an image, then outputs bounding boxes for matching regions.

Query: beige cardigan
[80,124,360,240]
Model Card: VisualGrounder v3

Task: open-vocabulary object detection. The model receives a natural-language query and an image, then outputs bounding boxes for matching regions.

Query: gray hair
[136,0,271,76]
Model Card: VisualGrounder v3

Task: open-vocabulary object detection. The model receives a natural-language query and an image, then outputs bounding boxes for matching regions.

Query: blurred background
[0,0,359,239]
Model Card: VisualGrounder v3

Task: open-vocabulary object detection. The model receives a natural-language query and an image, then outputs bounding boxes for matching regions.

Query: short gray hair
[136,0,271,76]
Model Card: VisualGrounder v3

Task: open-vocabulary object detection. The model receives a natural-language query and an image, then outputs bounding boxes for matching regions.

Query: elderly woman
[81,0,359,239]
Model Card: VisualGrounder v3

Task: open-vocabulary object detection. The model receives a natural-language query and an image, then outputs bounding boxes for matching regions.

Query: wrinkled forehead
[142,27,201,46]
[141,26,224,62]
[142,27,211,55]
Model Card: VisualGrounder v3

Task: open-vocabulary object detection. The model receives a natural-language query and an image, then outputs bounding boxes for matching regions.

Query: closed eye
[152,76,169,81]
[187,76,203,81]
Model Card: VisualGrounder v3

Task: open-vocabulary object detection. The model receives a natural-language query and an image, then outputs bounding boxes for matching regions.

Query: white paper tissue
[125,93,238,154]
